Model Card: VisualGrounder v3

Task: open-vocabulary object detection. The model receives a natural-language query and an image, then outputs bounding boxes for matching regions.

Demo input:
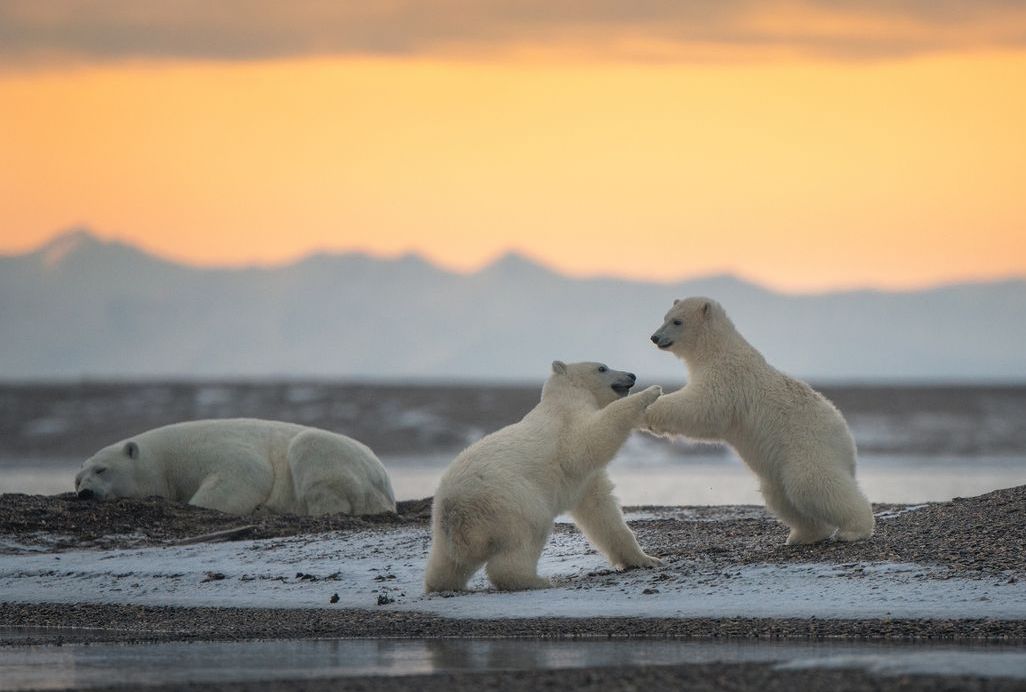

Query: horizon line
[5,226,1026,297]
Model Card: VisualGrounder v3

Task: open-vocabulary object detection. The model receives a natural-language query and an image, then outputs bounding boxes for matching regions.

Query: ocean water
[1,382,1024,506]
[1,637,1024,690]
[4,448,1024,506]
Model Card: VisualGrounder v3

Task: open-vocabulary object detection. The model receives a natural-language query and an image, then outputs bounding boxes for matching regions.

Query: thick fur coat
[646,297,875,544]
[425,361,662,592]
[74,418,396,517]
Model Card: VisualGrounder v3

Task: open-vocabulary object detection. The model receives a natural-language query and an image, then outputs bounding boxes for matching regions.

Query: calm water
[3,450,1025,506]
[1,637,1024,690]
[1,382,1025,505]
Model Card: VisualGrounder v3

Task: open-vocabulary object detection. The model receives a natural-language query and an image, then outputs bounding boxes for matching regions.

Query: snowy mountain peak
[480,251,554,278]
[37,227,101,268]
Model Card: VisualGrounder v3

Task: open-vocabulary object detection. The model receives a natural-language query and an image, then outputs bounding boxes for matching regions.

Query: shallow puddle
[1,635,1024,689]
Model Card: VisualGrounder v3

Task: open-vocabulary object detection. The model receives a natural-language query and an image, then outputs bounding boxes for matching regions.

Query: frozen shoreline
[3,485,1025,691]
[2,524,1025,622]
[2,488,1025,629]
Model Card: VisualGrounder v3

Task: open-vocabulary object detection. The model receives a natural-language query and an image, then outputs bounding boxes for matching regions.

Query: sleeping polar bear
[74,419,396,516]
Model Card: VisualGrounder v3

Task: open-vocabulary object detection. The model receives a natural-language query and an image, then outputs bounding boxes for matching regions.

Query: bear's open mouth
[657,340,674,350]
[611,384,632,397]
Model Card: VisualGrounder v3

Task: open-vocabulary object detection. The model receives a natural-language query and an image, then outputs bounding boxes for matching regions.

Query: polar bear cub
[425,361,662,592]
[74,418,396,517]
[646,298,874,544]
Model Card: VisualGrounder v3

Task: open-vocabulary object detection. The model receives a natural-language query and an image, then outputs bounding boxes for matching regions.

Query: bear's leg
[571,472,661,570]
[643,389,729,441]
[288,431,395,516]
[584,386,663,463]
[485,536,550,591]
[816,474,874,537]
[424,548,481,593]
[303,487,353,517]
[189,474,265,515]
[759,479,835,545]
[785,521,837,545]
[835,518,875,542]
[782,468,875,544]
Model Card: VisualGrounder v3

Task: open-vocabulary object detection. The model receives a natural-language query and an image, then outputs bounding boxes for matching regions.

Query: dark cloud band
[1,0,1025,66]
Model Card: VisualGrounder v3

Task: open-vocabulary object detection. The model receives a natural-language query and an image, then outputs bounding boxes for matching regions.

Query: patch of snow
[875,504,928,520]
[1,526,1024,621]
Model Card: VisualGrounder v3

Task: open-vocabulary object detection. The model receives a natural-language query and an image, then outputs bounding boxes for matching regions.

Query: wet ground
[2,637,1026,691]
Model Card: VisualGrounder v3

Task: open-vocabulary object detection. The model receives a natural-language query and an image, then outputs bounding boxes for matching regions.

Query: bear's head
[547,360,637,407]
[650,296,730,359]
[75,439,147,500]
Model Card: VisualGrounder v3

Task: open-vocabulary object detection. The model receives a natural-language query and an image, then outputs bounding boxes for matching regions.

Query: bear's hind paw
[614,554,663,571]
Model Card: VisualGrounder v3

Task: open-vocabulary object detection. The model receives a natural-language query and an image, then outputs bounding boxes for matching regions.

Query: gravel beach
[2,484,1023,574]
[2,486,1025,690]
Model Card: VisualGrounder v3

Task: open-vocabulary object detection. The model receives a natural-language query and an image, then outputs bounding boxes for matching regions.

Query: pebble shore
[2,485,1024,690]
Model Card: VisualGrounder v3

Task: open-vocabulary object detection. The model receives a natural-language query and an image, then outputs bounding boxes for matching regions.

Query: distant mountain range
[2,229,1024,381]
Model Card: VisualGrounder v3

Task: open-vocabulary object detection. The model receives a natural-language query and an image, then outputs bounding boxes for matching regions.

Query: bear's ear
[551,360,568,375]
[673,298,681,305]
[702,301,711,316]
[123,441,139,460]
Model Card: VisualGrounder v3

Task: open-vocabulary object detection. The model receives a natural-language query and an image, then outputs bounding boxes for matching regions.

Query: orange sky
[1,4,1025,291]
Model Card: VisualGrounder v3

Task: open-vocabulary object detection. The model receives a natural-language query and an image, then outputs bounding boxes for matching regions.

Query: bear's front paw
[637,385,663,405]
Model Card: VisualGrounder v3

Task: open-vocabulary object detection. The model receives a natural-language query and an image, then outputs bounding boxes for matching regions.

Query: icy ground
[1,518,1024,621]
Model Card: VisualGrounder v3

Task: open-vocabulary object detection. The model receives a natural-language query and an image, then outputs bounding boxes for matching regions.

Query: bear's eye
[95,467,107,475]
[673,319,683,326]
[597,366,607,373]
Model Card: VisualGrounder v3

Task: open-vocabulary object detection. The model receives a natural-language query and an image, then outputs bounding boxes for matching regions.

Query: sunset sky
[1,1,1024,292]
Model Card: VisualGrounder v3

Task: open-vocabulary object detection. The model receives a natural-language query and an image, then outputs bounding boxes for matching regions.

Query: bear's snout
[77,488,96,500]
[651,335,673,349]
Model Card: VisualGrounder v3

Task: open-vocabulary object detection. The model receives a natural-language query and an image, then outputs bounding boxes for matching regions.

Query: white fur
[74,419,396,516]
[425,361,662,592]
[646,297,875,544]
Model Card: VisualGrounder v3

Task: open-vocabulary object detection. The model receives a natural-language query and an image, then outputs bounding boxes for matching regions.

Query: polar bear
[646,298,874,544]
[424,361,662,592]
[74,419,396,516]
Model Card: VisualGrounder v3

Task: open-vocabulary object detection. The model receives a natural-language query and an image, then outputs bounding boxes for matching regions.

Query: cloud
[2,0,1025,67]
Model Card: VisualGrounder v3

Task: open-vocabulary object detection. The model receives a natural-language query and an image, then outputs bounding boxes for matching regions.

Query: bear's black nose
[77,488,95,500]
[626,373,636,383]
[649,335,660,344]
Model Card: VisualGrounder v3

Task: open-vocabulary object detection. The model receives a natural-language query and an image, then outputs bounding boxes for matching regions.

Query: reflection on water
[2,453,1023,506]
[0,637,1024,690]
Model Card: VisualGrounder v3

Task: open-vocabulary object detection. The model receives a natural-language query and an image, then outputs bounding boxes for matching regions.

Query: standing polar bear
[74,419,396,517]
[425,361,662,592]
[646,298,874,544]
